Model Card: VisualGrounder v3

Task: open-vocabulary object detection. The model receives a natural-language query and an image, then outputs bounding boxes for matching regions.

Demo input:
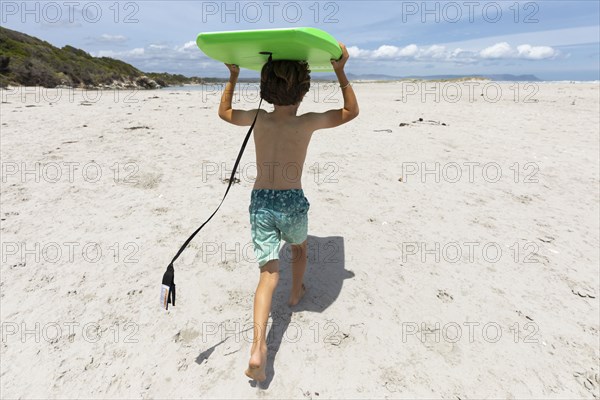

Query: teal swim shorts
[249,189,310,268]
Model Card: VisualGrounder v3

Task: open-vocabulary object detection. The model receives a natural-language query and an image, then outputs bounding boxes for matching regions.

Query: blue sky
[2,1,599,80]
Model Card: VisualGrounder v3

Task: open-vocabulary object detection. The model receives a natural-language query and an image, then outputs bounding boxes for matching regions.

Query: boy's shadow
[254,234,354,388]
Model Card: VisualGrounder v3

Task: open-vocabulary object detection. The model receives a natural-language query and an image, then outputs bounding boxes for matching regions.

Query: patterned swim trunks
[249,189,310,268]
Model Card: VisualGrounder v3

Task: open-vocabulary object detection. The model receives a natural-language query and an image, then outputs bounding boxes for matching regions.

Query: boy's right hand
[225,63,240,78]
[331,42,349,71]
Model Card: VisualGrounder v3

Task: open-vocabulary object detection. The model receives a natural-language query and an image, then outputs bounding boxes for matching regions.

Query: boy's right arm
[218,63,264,126]
[303,43,359,131]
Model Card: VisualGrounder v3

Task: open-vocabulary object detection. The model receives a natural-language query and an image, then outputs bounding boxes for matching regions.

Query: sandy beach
[1,81,599,399]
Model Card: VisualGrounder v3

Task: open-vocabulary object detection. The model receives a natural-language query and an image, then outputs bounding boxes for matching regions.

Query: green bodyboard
[196,27,342,72]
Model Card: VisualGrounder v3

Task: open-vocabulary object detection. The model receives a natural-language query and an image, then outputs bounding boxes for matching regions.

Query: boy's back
[252,110,312,189]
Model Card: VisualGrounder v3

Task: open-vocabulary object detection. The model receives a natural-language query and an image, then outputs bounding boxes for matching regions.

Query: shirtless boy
[218,43,359,382]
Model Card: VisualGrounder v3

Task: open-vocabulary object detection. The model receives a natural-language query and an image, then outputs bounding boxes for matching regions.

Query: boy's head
[260,60,311,106]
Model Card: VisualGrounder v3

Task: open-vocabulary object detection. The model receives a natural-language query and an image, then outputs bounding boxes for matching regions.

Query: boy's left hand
[225,63,240,77]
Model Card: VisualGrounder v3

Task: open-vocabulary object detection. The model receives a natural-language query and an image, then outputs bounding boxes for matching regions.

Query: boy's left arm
[218,63,261,126]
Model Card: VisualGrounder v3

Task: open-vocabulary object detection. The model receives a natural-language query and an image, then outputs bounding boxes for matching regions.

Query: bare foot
[288,283,306,306]
[245,346,267,382]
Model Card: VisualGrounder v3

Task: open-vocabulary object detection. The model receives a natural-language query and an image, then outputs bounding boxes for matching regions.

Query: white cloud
[176,41,198,53]
[351,44,420,59]
[399,44,419,57]
[98,34,127,43]
[479,42,557,60]
[451,48,465,57]
[346,42,557,63]
[347,45,372,58]
[368,45,388,58]
[516,44,556,60]
[91,40,211,75]
[130,48,144,56]
[348,43,459,61]
[480,42,513,59]
[95,47,144,58]
[95,40,204,59]
[422,45,446,59]
[372,45,400,58]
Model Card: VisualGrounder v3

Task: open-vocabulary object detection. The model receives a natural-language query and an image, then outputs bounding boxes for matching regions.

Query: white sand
[1,81,599,399]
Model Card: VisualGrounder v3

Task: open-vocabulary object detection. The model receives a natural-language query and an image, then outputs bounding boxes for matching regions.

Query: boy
[218,43,358,382]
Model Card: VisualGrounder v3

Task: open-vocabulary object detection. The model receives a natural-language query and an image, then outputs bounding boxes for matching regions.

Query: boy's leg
[246,259,279,382]
[288,239,307,306]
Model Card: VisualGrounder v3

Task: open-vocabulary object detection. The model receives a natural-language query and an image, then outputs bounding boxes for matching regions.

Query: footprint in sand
[571,286,596,299]
[436,289,454,303]
[222,177,241,184]
[513,194,533,204]
[177,358,189,371]
[515,310,534,321]
[173,328,200,345]
[537,235,555,243]
[380,366,407,393]
[566,277,597,299]
[418,321,462,365]
[217,260,236,272]
[574,370,600,396]
[530,252,550,265]
[131,172,162,190]
[152,207,169,215]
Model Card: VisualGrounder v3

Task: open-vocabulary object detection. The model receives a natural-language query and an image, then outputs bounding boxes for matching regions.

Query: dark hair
[260,60,311,106]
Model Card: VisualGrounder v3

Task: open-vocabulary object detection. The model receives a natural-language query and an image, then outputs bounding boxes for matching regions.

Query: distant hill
[481,74,541,82]
[344,72,541,82]
[0,27,200,88]
[201,72,542,83]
